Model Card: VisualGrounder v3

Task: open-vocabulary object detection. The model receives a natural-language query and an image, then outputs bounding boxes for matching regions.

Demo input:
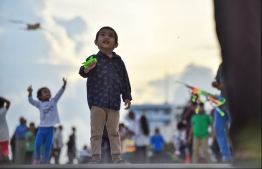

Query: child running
[27,77,67,164]
[79,26,132,164]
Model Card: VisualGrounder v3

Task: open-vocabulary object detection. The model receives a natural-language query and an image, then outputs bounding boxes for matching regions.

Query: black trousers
[135,146,147,163]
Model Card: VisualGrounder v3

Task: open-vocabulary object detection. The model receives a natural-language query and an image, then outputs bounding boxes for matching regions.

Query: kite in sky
[1,17,55,37]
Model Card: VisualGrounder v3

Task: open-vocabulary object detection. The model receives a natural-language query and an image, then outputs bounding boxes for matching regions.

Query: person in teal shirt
[25,122,36,164]
[188,103,214,163]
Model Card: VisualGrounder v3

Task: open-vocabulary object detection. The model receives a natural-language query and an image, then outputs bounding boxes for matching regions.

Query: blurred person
[119,123,127,149]
[14,117,27,164]
[125,111,138,163]
[50,125,63,164]
[188,103,214,163]
[67,127,76,164]
[150,128,165,163]
[134,115,150,163]
[173,121,187,163]
[211,62,232,163]
[25,122,36,164]
[213,0,261,167]
[27,77,67,164]
[0,96,12,164]
[78,145,92,164]
[119,123,134,162]
[181,101,198,162]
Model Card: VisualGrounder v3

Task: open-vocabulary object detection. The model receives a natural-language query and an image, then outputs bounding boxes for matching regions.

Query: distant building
[128,104,185,142]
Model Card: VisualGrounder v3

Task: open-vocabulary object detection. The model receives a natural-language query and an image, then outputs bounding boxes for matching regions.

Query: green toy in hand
[82,56,97,68]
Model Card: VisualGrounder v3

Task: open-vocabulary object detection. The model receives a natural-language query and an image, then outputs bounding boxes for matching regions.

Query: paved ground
[0,164,239,169]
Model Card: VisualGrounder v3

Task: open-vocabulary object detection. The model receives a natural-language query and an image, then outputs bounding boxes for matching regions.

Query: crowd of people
[0,113,83,165]
[1,95,231,165]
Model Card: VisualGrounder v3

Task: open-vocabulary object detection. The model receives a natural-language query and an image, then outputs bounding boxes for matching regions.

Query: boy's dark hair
[95,26,118,43]
[191,101,197,107]
[0,100,4,108]
[199,102,204,107]
[29,122,35,127]
[19,117,26,125]
[37,87,48,101]
[155,128,160,134]
[177,121,186,130]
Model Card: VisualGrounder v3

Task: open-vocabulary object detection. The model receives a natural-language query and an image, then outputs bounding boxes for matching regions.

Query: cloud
[54,16,87,39]
[144,63,219,107]
[54,16,88,54]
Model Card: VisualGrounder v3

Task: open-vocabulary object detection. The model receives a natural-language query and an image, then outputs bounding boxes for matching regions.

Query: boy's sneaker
[113,159,130,164]
[33,157,42,165]
[88,159,99,164]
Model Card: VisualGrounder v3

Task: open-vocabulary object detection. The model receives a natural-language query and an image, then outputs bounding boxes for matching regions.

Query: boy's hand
[87,60,96,69]
[84,61,96,73]
[62,77,67,88]
[124,99,131,110]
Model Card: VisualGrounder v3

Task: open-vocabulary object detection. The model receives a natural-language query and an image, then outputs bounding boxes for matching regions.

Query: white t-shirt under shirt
[0,107,9,142]
[28,88,65,127]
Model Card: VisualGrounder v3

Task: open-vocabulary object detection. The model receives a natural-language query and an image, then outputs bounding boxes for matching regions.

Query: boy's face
[94,29,118,51]
[199,106,204,113]
[30,125,35,131]
[39,88,51,101]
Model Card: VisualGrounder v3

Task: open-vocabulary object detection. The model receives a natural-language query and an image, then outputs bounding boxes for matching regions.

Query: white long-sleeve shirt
[28,88,65,127]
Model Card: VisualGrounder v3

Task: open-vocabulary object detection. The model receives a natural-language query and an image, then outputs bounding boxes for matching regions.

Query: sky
[0,0,222,163]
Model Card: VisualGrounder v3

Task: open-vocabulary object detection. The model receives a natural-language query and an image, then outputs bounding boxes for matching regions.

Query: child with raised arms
[27,78,67,164]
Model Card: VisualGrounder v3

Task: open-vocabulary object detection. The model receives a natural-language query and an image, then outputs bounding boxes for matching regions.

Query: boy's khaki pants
[90,106,121,162]
[192,137,212,163]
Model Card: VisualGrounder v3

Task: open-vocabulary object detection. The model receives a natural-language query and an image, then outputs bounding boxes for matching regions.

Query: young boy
[188,103,213,163]
[79,26,132,164]
[0,96,11,164]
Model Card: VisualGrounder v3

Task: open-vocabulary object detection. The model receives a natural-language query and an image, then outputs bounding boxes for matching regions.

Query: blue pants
[214,108,232,162]
[34,127,54,164]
